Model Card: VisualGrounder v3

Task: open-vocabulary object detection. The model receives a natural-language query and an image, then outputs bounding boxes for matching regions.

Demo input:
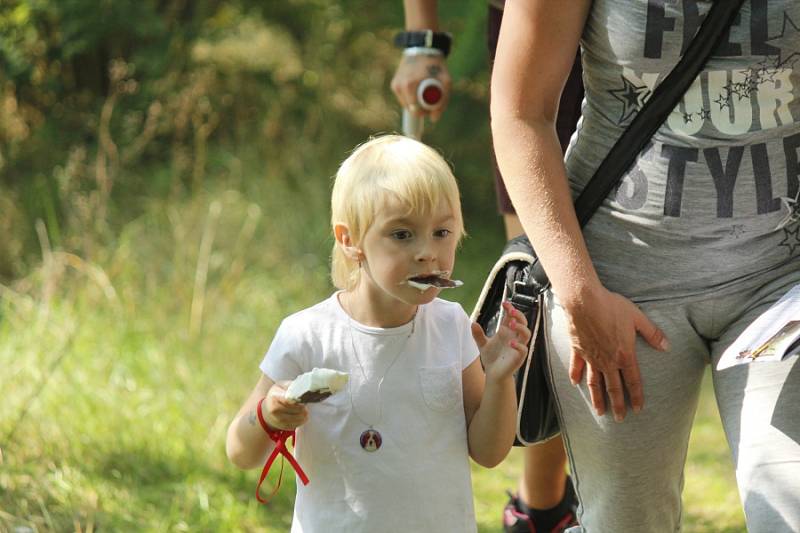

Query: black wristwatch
[393,30,452,57]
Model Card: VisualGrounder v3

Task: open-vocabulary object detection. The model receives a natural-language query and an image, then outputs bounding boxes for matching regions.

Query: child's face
[357,195,459,307]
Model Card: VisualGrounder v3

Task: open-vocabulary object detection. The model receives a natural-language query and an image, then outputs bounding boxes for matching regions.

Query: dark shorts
[488,5,584,214]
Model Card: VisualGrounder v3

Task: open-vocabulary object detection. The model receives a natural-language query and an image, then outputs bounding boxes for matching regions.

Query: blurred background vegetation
[0,0,495,282]
[0,1,744,531]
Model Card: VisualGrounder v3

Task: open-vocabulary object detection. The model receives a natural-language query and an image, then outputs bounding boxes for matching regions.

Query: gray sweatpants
[547,264,800,532]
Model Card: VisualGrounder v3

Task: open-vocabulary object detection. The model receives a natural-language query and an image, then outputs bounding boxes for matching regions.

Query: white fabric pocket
[418,363,461,412]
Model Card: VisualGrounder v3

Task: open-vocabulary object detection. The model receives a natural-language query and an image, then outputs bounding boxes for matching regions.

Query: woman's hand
[472,302,532,384]
[262,382,309,431]
[563,287,669,422]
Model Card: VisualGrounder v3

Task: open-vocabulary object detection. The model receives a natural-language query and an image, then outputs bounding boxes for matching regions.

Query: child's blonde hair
[331,135,465,290]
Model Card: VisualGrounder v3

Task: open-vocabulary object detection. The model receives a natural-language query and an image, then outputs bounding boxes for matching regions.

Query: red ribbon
[255,397,310,504]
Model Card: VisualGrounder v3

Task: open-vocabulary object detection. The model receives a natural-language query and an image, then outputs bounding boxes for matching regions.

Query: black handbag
[472,0,745,446]
[473,235,557,445]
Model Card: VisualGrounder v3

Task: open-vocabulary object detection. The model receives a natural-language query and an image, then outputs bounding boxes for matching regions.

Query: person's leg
[546,292,709,532]
[518,436,569,508]
[502,214,524,241]
[500,214,575,533]
[711,268,800,532]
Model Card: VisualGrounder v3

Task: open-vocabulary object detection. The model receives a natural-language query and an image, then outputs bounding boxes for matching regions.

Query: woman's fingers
[635,308,670,352]
[620,356,644,414]
[585,362,606,416]
[566,290,655,421]
[578,352,640,420]
[578,351,642,421]
[390,60,420,111]
[569,353,586,385]
[603,369,627,422]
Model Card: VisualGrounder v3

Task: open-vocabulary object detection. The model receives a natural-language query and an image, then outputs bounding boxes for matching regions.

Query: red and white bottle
[402,77,444,140]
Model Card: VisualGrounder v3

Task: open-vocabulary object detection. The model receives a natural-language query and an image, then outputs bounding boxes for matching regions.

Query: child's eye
[434,229,452,238]
[391,230,413,240]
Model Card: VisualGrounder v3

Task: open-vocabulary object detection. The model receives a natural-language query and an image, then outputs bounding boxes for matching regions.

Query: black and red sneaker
[502,478,578,533]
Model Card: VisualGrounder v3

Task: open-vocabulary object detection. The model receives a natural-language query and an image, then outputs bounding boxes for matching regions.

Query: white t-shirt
[260,293,480,533]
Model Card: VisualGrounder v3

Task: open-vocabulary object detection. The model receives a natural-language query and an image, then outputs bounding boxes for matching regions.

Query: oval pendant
[359,429,382,452]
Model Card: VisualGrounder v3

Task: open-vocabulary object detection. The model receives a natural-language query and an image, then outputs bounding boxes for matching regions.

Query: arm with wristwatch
[390,0,452,126]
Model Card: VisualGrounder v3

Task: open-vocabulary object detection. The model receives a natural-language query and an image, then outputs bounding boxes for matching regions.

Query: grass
[681,371,746,532]
[0,184,746,532]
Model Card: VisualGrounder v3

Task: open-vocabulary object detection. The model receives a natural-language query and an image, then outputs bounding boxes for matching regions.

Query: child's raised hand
[263,381,309,431]
[471,302,531,383]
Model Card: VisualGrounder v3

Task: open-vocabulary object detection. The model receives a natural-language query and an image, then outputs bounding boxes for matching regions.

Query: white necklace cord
[343,296,417,429]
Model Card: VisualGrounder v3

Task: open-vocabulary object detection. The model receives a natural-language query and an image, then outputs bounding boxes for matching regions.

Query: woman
[491,1,800,531]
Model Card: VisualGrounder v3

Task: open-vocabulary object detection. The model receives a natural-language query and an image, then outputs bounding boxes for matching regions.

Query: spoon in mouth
[406,272,464,292]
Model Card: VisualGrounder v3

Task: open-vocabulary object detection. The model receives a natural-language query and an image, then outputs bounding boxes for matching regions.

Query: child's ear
[334,223,363,261]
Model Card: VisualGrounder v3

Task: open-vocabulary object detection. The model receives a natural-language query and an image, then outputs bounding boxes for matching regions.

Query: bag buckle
[510,280,538,315]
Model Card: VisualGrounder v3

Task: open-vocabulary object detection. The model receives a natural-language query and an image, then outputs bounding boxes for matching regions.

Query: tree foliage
[0,0,493,279]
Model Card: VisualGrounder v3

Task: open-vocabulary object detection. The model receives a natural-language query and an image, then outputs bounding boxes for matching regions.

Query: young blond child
[226,134,530,532]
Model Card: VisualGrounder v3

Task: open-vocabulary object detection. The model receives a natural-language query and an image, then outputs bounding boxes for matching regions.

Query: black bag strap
[530,0,745,286]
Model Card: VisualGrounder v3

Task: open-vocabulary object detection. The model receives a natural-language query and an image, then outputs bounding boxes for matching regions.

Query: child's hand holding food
[263,382,309,431]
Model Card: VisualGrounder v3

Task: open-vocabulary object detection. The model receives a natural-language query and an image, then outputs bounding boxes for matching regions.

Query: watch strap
[394,30,452,57]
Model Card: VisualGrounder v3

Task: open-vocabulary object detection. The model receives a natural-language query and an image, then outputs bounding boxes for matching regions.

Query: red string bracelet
[254,397,310,504]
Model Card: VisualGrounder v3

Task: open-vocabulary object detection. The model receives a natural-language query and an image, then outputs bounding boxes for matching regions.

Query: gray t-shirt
[567,0,800,301]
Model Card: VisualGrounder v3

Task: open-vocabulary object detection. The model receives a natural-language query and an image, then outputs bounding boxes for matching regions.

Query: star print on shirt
[609,75,651,124]
[729,225,746,238]
[714,93,730,110]
[778,225,800,256]
[723,81,750,101]
[708,59,784,114]
[766,12,800,68]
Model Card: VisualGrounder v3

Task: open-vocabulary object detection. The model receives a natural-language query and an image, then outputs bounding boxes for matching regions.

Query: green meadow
[0,184,745,532]
[0,1,745,531]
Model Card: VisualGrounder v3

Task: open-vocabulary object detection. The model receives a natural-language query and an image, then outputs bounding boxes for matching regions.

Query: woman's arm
[491,0,668,421]
[402,0,438,30]
[491,0,595,304]
[390,0,451,122]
